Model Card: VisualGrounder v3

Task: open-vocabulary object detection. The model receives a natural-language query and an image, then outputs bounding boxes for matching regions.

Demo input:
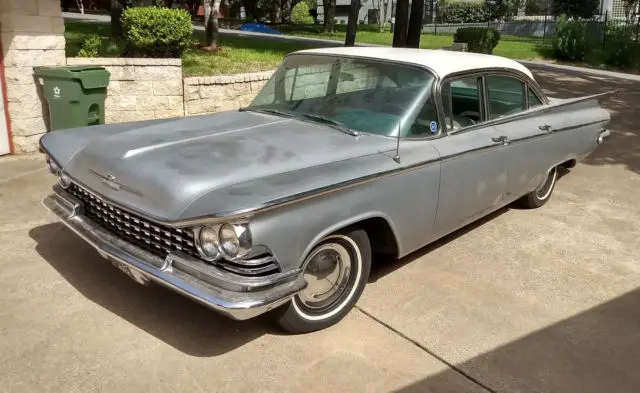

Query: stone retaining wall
[66,58,185,124]
[183,71,273,115]
[1,0,66,153]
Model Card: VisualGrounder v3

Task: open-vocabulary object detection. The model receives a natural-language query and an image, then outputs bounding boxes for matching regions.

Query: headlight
[46,155,60,175]
[58,172,71,189]
[218,223,252,259]
[219,224,240,258]
[195,226,220,261]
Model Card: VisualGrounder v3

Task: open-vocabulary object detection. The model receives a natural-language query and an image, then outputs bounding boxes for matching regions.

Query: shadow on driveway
[394,287,640,393]
[29,222,278,357]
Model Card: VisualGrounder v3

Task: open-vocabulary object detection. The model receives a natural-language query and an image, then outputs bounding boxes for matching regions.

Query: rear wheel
[276,229,371,334]
[517,166,558,209]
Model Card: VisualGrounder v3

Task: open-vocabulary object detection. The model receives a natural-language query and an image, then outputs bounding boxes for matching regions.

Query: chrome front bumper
[43,186,306,320]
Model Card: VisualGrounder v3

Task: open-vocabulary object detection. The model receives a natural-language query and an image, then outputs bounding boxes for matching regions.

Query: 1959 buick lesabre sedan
[41,47,611,333]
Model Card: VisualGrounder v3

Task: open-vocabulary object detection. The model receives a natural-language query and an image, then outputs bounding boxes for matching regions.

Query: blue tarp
[238,23,284,35]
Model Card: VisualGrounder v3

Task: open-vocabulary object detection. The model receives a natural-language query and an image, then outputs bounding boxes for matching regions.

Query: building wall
[66,58,185,124]
[1,0,66,153]
[183,71,272,116]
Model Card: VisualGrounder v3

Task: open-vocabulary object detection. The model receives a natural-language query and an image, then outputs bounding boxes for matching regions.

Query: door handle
[539,124,552,132]
[491,136,510,145]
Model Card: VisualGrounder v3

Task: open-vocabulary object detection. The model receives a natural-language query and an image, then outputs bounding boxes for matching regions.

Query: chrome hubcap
[535,167,557,200]
[298,243,352,310]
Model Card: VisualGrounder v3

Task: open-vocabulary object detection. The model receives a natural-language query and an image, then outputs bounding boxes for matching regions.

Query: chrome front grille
[69,183,199,260]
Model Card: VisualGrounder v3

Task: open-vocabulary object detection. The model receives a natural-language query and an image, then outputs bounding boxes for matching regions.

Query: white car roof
[295,47,535,81]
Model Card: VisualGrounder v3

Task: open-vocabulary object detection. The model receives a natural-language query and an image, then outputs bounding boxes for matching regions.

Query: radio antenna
[393,117,402,164]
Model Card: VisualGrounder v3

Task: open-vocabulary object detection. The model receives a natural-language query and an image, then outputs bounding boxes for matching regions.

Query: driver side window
[442,76,484,131]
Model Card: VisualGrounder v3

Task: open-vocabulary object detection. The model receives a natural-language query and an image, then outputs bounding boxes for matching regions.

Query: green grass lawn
[65,21,551,77]
[276,24,551,60]
[64,21,309,75]
[183,32,310,75]
[64,22,125,57]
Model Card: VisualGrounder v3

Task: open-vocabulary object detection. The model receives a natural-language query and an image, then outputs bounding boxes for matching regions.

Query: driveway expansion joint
[355,305,497,393]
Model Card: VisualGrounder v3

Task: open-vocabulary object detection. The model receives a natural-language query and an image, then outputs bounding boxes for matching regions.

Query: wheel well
[560,159,576,169]
[352,217,399,258]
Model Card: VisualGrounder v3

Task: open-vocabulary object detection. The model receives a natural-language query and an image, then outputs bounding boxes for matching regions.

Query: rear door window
[486,75,526,119]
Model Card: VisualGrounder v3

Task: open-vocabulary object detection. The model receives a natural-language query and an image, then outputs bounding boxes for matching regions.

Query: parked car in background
[41,48,611,333]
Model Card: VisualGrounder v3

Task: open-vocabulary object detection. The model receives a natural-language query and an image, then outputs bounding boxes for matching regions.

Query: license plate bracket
[110,259,150,286]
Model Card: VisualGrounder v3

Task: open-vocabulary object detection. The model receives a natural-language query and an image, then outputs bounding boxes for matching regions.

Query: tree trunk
[110,0,124,38]
[381,0,389,32]
[77,0,85,13]
[204,0,222,51]
[345,0,361,46]
[406,0,424,48]
[323,0,336,33]
[270,0,282,23]
[243,0,259,20]
[281,0,293,23]
[392,0,410,47]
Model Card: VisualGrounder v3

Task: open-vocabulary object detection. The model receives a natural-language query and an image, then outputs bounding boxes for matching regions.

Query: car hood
[41,111,396,223]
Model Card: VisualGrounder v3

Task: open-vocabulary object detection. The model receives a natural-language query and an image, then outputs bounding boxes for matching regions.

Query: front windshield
[248,54,436,137]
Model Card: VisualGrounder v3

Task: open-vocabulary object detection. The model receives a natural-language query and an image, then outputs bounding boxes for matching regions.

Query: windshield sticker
[430,121,438,133]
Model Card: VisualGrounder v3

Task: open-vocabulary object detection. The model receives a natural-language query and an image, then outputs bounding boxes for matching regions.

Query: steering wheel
[459,111,479,124]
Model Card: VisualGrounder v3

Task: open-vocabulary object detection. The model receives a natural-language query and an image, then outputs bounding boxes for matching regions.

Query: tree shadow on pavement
[29,222,278,357]
[529,65,640,174]
[393,287,640,393]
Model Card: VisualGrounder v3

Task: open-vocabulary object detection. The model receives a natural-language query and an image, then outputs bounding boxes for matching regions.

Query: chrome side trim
[169,156,442,227]
[439,143,503,163]
[42,189,306,320]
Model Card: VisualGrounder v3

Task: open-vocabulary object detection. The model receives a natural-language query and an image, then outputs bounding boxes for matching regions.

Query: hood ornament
[103,174,121,191]
[89,169,143,196]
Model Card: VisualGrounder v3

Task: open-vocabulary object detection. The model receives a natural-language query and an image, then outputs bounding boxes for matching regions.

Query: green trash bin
[34,66,110,131]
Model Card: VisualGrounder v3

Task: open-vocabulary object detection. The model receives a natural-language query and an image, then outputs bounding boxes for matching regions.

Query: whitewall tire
[275,229,371,334]
[518,166,558,209]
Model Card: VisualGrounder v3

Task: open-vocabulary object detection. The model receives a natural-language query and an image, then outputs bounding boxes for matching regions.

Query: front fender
[248,160,441,272]
[297,211,401,268]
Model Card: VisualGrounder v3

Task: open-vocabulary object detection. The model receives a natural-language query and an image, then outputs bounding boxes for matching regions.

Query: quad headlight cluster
[194,223,252,262]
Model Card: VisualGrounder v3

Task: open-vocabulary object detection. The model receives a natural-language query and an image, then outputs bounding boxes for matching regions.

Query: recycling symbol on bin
[53,86,61,99]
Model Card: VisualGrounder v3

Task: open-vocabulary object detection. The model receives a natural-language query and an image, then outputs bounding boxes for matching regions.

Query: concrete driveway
[1,66,639,393]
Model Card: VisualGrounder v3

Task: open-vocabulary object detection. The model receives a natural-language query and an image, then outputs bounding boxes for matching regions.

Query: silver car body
[41,48,611,320]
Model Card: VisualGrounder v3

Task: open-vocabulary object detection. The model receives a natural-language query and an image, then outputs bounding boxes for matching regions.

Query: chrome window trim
[437,68,549,136]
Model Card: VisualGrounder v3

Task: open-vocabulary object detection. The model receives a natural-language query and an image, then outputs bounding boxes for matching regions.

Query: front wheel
[275,229,371,334]
[517,166,558,209]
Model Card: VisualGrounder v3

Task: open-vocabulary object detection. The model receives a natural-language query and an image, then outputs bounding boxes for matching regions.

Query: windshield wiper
[299,113,360,137]
[239,107,295,118]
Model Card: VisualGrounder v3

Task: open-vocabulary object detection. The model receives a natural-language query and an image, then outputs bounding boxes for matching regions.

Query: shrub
[453,27,501,54]
[77,34,101,58]
[291,2,314,24]
[438,1,488,23]
[340,19,346,24]
[122,7,193,58]
[552,17,587,61]
[602,24,640,68]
